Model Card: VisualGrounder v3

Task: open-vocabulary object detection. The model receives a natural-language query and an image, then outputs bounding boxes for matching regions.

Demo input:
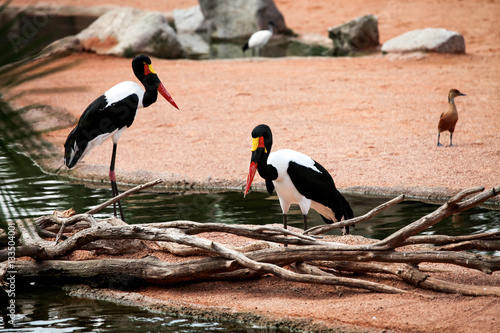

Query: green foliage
[122,45,136,58]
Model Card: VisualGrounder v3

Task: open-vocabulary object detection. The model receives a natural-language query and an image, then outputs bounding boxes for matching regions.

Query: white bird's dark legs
[282,214,287,229]
[303,214,308,230]
[109,143,125,221]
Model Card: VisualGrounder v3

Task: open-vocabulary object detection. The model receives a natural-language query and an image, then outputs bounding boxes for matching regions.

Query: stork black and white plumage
[244,124,354,234]
[63,55,179,220]
[242,22,277,56]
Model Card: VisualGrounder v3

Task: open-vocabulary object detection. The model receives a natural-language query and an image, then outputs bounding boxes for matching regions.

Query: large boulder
[173,5,209,59]
[173,5,204,33]
[198,0,288,40]
[77,8,184,58]
[328,15,379,56]
[382,28,465,54]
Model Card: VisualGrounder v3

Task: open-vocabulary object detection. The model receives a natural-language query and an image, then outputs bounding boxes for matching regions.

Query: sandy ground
[7,0,500,332]
[10,0,500,201]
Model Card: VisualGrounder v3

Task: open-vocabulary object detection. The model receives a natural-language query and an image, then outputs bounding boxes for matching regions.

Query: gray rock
[198,0,287,40]
[328,15,379,56]
[77,7,183,59]
[39,35,83,58]
[382,28,465,54]
[173,5,204,33]
[176,33,210,59]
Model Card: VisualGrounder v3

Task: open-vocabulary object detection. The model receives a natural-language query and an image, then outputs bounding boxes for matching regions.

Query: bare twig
[373,186,500,249]
[403,231,500,246]
[312,260,500,297]
[305,195,405,236]
[86,178,163,215]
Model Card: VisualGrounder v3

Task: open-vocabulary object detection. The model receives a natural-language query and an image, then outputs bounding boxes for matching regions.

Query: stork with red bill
[64,55,179,221]
[244,124,353,234]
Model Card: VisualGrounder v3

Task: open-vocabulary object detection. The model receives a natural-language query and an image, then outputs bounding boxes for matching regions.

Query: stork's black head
[132,55,152,81]
[245,124,274,197]
[251,124,273,153]
[131,55,179,110]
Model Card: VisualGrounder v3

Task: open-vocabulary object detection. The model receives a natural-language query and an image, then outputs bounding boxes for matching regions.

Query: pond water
[1,286,281,332]
[1,144,499,332]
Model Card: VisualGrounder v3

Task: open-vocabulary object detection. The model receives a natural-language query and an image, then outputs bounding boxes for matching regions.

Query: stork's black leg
[303,214,308,231]
[283,214,288,247]
[110,179,118,216]
[109,143,125,221]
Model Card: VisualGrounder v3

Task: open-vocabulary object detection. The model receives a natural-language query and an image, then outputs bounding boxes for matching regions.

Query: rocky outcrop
[173,5,204,33]
[328,15,379,56]
[173,6,209,59]
[77,8,183,59]
[198,0,288,40]
[382,28,465,54]
[39,35,83,58]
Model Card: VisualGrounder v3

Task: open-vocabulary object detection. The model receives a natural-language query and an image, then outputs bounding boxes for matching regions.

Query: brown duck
[437,89,466,146]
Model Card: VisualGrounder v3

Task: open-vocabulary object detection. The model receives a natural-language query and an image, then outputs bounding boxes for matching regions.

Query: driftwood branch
[305,194,405,235]
[311,260,500,297]
[86,178,163,215]
[1,184,500,297]
[373,186,500,249]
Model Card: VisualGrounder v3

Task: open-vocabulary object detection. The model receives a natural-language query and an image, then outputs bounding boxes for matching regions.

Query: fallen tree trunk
[310,261,500,297]
[1,184,499,296]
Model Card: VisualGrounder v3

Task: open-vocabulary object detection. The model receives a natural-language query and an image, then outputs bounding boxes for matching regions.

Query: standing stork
[64,55,179,221]
[242,22,277,57]
[244,124,353,234]
[437,88,466,147]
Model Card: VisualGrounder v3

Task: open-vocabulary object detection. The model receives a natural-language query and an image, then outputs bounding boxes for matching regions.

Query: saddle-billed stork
[244,124,353,234]
[437,89,466,147]
[64,55,179,220]
[242,22,277,56]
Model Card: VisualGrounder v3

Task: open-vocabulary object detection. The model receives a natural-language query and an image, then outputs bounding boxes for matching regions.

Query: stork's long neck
[257,149,278,181]
[142,75,158,108]
[143,88,158,108]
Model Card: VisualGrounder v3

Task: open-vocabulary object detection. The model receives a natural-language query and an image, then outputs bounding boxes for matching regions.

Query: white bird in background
[242,22,277,56]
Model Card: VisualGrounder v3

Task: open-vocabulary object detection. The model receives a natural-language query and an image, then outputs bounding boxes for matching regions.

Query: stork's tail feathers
[318,192,354,234]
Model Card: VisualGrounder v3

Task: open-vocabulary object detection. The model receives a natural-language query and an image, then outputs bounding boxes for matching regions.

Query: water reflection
[1,286,280,332]
[1,145,499,239]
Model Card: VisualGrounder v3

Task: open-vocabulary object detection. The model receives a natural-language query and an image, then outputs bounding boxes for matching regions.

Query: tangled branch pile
[1,181,500,297]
